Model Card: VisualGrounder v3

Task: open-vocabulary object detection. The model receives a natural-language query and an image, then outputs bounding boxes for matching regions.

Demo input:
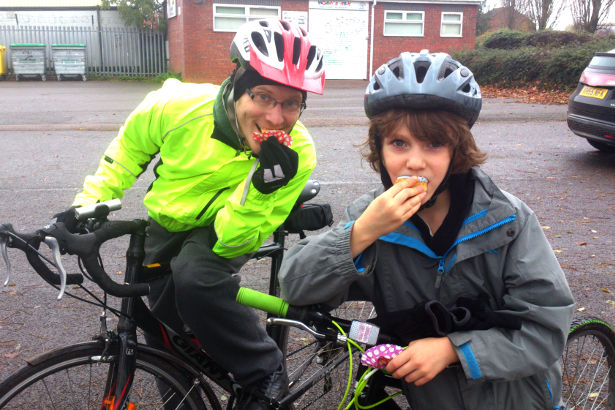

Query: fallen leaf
[607,300,615,306]
[4,352,19,359]
[577,241,587,246]
[602,288,611,293]
[591,229,597,233]
[577,307,586,312]
[542,226,551,230]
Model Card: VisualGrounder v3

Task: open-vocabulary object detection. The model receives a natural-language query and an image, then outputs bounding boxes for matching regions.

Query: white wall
[0,9,127,28]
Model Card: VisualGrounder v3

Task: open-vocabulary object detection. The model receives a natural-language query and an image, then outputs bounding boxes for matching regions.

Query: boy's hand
[350,177,425,257]
[385,337,459,386]
[252,136,298,194]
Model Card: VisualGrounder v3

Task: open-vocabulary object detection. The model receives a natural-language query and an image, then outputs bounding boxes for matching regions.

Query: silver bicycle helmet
[365,50,481,127]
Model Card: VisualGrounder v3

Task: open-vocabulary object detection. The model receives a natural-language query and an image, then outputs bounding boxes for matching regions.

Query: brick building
[167,0,481,83]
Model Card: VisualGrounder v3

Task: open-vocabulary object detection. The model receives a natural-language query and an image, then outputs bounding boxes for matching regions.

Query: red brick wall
[167,1,478,83]
[372,4,477,70]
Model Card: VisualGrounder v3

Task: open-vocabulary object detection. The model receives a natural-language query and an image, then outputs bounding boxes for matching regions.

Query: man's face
[235,84,303,154]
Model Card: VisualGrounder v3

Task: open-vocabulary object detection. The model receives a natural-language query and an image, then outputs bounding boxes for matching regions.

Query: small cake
[252,129,292,147]
[396,176,428,191]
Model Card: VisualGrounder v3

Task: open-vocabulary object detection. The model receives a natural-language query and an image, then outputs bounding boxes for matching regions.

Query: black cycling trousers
[143,219,282,386]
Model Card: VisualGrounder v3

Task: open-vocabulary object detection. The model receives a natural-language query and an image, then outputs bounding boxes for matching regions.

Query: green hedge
[452,31,615,91]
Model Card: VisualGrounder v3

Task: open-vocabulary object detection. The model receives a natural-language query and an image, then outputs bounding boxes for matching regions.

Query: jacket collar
[212,77,244,151]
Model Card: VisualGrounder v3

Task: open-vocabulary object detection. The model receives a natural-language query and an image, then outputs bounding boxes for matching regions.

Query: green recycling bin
[10,43,46,81]
[52,43,87,81]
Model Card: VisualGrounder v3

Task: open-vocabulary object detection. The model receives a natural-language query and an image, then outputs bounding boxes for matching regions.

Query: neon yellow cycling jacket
[73,79,317,258]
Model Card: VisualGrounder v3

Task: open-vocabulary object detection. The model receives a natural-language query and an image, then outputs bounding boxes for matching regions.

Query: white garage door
[308,2,369,80]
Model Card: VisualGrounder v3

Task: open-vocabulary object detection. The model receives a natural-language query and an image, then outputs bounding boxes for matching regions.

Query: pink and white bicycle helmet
[230,19,325,94]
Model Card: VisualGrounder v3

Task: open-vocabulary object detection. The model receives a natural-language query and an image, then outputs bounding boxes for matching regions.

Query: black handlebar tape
[43,220,149,297]
[25,238,84,286]
[0,224,83,286]
[78,221,149,297]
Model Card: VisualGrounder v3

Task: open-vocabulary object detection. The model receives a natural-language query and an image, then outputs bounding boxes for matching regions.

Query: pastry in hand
[396,175,428,191]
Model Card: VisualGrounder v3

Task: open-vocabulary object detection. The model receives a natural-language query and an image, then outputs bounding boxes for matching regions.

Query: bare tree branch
[570,0,615,32]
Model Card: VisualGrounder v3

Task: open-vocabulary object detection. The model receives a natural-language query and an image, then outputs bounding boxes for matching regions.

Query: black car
[567,48,615,152]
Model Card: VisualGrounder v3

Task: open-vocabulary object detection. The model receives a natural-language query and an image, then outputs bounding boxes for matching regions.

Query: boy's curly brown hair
[363,109,487,175]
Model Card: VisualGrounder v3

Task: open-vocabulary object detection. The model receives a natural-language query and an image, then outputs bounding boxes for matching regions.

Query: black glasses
[246,88,306,115]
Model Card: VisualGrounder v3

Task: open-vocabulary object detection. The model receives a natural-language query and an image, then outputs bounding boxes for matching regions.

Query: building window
[441,12,462,37]
[213,4,280,32]
[383,11,424,36]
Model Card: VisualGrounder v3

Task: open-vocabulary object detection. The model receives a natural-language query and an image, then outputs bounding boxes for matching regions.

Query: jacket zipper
[434,214,517,288]
[195,187,228,221]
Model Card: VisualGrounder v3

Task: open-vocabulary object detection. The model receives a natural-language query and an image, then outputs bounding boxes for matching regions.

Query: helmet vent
[462,83,471,93]
[414,61,430,83]
[373,80,381,90]
[259,20,269,28]
[251,32,268,56]
[274,32,284,61]
[307,46,316,66]
[389,59,404,80]
[293,38,301,65]
[280,20,290,31]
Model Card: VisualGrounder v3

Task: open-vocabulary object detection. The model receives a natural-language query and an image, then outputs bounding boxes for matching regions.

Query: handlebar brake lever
[1,236,11,287]
[43,237,68,300]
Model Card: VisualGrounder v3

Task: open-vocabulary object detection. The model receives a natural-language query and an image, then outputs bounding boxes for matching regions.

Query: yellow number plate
[579,85,608,99]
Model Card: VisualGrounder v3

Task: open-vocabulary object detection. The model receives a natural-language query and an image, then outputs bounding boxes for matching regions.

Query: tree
[521,0,565,29]
[570,0,615,33]
[101,0,165,30]
[476,0,492,35]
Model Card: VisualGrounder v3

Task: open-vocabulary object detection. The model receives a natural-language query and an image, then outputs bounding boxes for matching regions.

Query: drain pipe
[369,0,377,78]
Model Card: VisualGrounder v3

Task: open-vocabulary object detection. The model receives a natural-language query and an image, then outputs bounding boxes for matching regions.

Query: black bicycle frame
[103,222,289,408]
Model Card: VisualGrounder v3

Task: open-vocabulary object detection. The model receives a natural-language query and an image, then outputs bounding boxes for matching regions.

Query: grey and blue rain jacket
[279,167,574,409]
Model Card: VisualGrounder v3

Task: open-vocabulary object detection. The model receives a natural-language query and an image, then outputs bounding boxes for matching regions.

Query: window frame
[440,11,463,37]
[213,4,281,32]
[383,10,424,37]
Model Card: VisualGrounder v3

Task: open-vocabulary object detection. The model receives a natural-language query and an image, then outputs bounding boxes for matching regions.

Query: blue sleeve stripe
[344,221,354,229]
[354,252,365,273]
[459,343,482,379]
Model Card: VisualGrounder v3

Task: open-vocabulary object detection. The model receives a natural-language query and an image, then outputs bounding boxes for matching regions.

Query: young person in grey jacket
[278,50,575,409]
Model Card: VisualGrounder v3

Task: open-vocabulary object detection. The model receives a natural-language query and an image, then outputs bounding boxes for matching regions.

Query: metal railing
[0,25,167,77]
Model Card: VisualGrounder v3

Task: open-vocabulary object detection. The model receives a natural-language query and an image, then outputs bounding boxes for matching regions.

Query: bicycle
[0,181,613,409]
[0,181,394,409]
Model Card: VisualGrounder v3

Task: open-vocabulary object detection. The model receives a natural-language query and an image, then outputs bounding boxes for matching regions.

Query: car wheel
[587,139,615,152]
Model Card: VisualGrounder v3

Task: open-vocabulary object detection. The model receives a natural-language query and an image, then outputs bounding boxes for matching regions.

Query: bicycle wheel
[561,316,615,409]
[0,340,222,409]
[274,300,383,410]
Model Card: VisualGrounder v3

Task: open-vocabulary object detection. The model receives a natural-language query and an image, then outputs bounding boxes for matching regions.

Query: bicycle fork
[102,221,147,410]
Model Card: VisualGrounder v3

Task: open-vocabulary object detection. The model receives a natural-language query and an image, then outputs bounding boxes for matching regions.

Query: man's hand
[385,337,459,386]
[52,207,79,233]
[252,137,299,194]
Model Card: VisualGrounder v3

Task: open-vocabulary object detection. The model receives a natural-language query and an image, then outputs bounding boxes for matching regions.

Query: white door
[308,3,369,80]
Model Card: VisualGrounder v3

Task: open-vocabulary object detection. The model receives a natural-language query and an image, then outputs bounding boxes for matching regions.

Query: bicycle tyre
[274,300,401,410]
[0,340,222,409]
[561,316,615,409]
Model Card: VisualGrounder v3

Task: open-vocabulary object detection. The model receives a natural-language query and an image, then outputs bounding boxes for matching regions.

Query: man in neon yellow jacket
[54,19,325,409]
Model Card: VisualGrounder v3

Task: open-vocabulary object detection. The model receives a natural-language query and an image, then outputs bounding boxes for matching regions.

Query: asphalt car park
[567,48,615,152]
[1,80,614,388]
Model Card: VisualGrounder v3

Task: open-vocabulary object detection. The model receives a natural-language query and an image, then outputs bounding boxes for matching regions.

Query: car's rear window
[589,55,615,68]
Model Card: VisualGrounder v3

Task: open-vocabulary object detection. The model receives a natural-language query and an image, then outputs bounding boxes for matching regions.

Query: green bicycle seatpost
[236,287,289,318]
